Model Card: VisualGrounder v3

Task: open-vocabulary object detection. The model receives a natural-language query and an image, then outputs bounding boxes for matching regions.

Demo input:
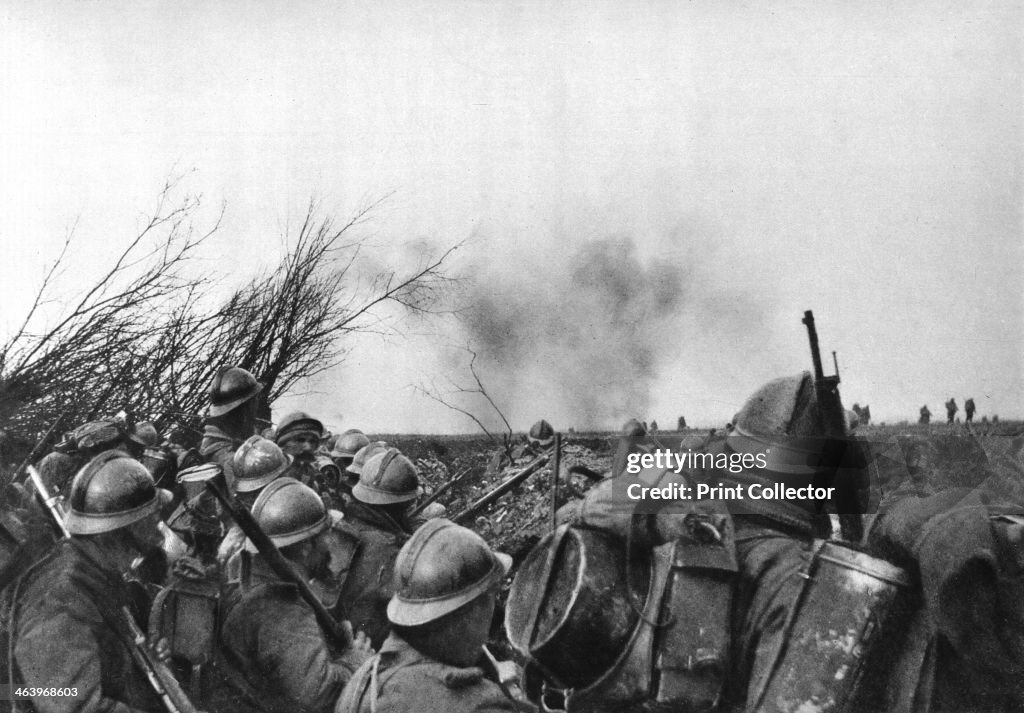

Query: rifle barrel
[205,475,353,649]
[410,467,471,517]
[802,310,825,380]
[454,452,550,524]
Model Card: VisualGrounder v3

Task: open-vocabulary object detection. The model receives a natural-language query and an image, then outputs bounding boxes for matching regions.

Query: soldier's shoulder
[385,661,514,711]
[15,544,105,616]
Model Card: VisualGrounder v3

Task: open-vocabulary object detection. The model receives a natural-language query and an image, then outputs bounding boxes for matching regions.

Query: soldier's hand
[341,630,375,669]
[352,629,374,654]
[152,636,172,664]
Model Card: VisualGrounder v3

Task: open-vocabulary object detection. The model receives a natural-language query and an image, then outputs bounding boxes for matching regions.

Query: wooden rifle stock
[204,473,353,649]
[121,606,201,713]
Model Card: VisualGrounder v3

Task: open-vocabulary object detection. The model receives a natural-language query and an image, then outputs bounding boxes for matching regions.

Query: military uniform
[34,451,82,497]
[219,556,364,713]
[569,453,1024,711]
[574,471,812,710]
[10,538,162,713]
[867,485,1024,710]
[200,423,242,491]
[335,632,519,713]
[333,501,411,649]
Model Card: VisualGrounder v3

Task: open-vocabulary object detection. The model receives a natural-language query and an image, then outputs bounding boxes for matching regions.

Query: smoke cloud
[442,230,779,431]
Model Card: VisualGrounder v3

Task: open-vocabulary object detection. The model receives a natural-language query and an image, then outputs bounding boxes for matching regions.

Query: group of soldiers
[919,397,978,425]
[2,366,517,713]
[3,362,1024,713]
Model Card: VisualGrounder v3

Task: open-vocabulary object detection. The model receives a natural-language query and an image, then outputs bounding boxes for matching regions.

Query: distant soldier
[649,420,658,433]
[332,449,421,648]
[219,478,373,713]
[10,451,172,713]
[202,366,264,491]
[861,404,871,426]
[919,404,931,424]
[965,397,976,424]
[336,519,519,713]
[527,420,555,452]
[945,397,958,425]
[274,411,325,489]
[677,415,687,430]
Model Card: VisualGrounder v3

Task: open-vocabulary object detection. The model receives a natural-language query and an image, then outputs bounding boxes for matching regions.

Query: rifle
[409,466,472,518]
[25,465,69,538]
[121,605,202,713]
[801,310,846,438]
[24,468,199,713]
[203,472,354,649]
[2,411,70,494]
[454,451,551,525]
[802,310,863,541]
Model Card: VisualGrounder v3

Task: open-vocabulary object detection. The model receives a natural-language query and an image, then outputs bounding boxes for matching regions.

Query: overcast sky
[1,1,1020,433]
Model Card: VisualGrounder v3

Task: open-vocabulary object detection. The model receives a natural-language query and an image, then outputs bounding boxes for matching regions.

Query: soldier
[9,451,173,713]
[919,404,931,424]
[331,430,370,472]
[216,435,292,569]
[332,449,420,648]
[335,518,520,713]
[945,397,958,425]
[527,420,555,451]
[345,441,390,495]
[965,397,976,424]
[202,366,263,490]
[328,430,371,504]
[510,373,1024,712]
[563,372,855,710]
[274,411,324,488]
[35,419,139,499]
[219,477,372,713]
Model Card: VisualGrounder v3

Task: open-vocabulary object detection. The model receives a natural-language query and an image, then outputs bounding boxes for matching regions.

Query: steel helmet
[331,429,370,459]
[65,450,172,535]
[274,411,324,444]
[387,518,512,627]
[73,421,126,453]
[726,372,845,475]
[128,421,160,448]
[248,477,328,550]
[232,435,292,493]
[352,449,419,505]
[346,441,389,476]
[527,420,555,448]
[208,366,263,418]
